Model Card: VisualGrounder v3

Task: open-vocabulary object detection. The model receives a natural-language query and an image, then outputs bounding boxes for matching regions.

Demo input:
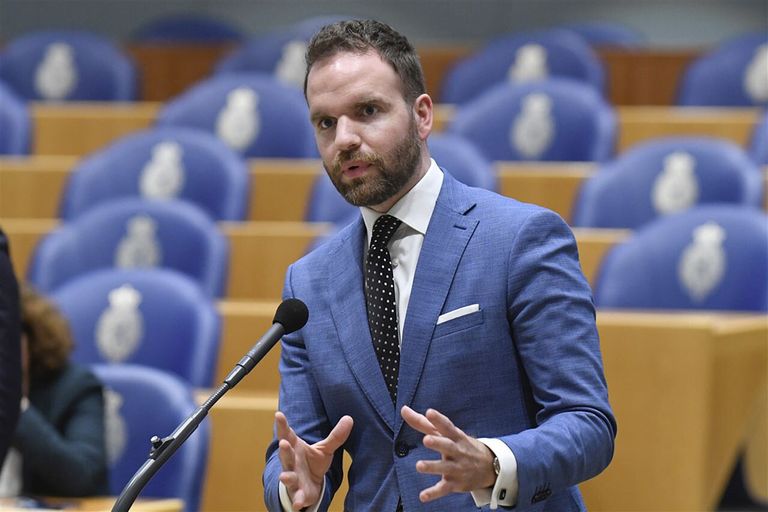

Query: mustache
[332,150,383,171]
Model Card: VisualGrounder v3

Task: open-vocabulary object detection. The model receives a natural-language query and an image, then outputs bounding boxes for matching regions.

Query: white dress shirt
[280,161,518,511]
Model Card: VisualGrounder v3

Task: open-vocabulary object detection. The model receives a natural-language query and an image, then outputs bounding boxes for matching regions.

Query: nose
[334,116,361,152]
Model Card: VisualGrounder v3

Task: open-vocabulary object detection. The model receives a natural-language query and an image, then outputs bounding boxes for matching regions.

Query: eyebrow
[310,95,391,123]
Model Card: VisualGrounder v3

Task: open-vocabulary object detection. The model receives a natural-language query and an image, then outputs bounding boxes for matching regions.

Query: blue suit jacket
[264,172,616,511]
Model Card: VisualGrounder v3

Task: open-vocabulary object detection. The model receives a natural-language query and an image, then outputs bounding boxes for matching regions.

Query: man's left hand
[401,405,497,503]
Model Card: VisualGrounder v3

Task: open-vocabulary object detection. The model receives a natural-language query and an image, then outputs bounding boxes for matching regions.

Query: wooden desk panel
[581,312,768,511]
[126,44,235,102]
[31,102,160,155]
[598,48,698,106]
[616,107,761,152]
[202,310,767,512]
[222,221,331,300]
[248,159,321,221]
[497,162,594,222]
[0,156,77,218]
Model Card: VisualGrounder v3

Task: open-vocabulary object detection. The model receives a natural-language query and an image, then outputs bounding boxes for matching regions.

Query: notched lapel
[395,177,478,435]
[327,221,397,430]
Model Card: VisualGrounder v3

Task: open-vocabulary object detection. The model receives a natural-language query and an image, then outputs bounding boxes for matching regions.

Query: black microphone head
[273,298,309,334]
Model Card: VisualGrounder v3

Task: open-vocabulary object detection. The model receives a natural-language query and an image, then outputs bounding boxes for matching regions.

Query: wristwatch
[493,456,500,476]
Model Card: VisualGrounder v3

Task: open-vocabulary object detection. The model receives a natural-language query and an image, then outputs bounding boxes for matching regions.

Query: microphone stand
[111,323,284,512]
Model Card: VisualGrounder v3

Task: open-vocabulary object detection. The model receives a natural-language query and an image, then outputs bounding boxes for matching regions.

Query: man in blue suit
[263,20,616,511]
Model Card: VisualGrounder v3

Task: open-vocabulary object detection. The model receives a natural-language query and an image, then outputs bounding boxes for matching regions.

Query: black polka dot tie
[365,214,402,404]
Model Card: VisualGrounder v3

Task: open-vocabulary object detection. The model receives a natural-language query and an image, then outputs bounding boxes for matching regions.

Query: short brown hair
[21,284,75,378]
[304,19,426,105]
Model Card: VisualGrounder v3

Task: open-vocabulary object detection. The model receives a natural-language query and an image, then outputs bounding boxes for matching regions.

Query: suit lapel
[327,219,396,431]
[395,175,478,435]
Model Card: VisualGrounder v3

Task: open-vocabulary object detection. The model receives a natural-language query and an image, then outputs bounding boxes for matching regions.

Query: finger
[425,408,465,442]
[401,405,439,436]
[419,479,453,503]
[292,488,307,509]
[422,434,458,457]
[315,415,354,453]
[278,438,296,471]
[415,458,451,476]
[278,470,298,490]
[275,411,298,444]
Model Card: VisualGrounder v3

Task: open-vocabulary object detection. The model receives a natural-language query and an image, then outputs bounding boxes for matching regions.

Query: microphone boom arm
[110,298,307,512]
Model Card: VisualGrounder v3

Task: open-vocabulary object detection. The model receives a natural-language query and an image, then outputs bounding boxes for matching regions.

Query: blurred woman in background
[0,285,108,497]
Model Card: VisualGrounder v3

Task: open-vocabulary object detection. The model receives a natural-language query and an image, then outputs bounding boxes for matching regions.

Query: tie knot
[371,215,402,247]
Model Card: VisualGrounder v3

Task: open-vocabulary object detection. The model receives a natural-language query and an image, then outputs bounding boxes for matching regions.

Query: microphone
[111,298,308,512]
[224,298,309,387]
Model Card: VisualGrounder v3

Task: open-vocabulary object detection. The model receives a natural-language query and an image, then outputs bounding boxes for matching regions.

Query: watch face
[493,456,500,475]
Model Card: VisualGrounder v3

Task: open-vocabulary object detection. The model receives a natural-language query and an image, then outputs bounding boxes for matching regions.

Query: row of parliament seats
[16,102,763,156]
[2,27,758,107]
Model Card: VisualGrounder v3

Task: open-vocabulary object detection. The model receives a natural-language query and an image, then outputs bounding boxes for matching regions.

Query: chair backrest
[447,78,616,162]
[0,30,136,101]
[572,137,763,229]
[214,15,348,88]
[60,127,250,221]
[29,198,229,297]
[593,205,768,311]
[91,364,208,512]
[156,73,317,158]
[677,32,768,106]
[131,14,244,43]
[52,269,221,387]
[557,22,645,48]
[441,28,605,105]
[0,81,31,155]
[748,110,768,165]
[428,133,498,192]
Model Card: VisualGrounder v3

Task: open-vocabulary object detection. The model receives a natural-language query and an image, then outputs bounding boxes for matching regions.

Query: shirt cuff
[278,478,325,512]
[470,438,518,510]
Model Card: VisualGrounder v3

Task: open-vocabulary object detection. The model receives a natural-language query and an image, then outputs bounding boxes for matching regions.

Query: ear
[412,93,433,141]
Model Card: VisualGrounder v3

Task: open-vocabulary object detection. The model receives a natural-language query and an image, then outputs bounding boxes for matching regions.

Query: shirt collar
[361,159,444,243]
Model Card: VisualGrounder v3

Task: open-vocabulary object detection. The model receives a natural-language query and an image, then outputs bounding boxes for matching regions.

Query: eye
[317,118,335,130]
[361,104,378,117]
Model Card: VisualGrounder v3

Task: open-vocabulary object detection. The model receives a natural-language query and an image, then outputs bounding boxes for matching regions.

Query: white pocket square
[437,304,480,325]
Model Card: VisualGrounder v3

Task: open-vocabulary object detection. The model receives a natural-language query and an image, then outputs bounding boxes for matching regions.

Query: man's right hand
[275,411,353,511]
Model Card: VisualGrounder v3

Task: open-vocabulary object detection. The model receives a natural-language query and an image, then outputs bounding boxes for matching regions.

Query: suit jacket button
[395,442,410,457]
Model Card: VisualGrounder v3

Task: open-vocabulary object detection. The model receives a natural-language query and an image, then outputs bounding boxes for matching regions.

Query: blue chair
[0,81,31,155]
[156,73,317,158]
[53,269,221,387]
[447,78,616,162]
[557,22,645,48]
[91,364,209,512]
[677,32,768,106]
[594,205,768,311]
[28,198,229,297]
[429,133,498,192]
[0,30,136,101]
[748,110,768,165]
[60,127,250,221]
[214,15,348,86]
[572,137,763,229]
[132,14,244,43]
[441,29,605,105]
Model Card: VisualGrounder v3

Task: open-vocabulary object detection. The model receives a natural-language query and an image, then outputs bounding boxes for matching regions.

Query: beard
[324,119,422,207]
